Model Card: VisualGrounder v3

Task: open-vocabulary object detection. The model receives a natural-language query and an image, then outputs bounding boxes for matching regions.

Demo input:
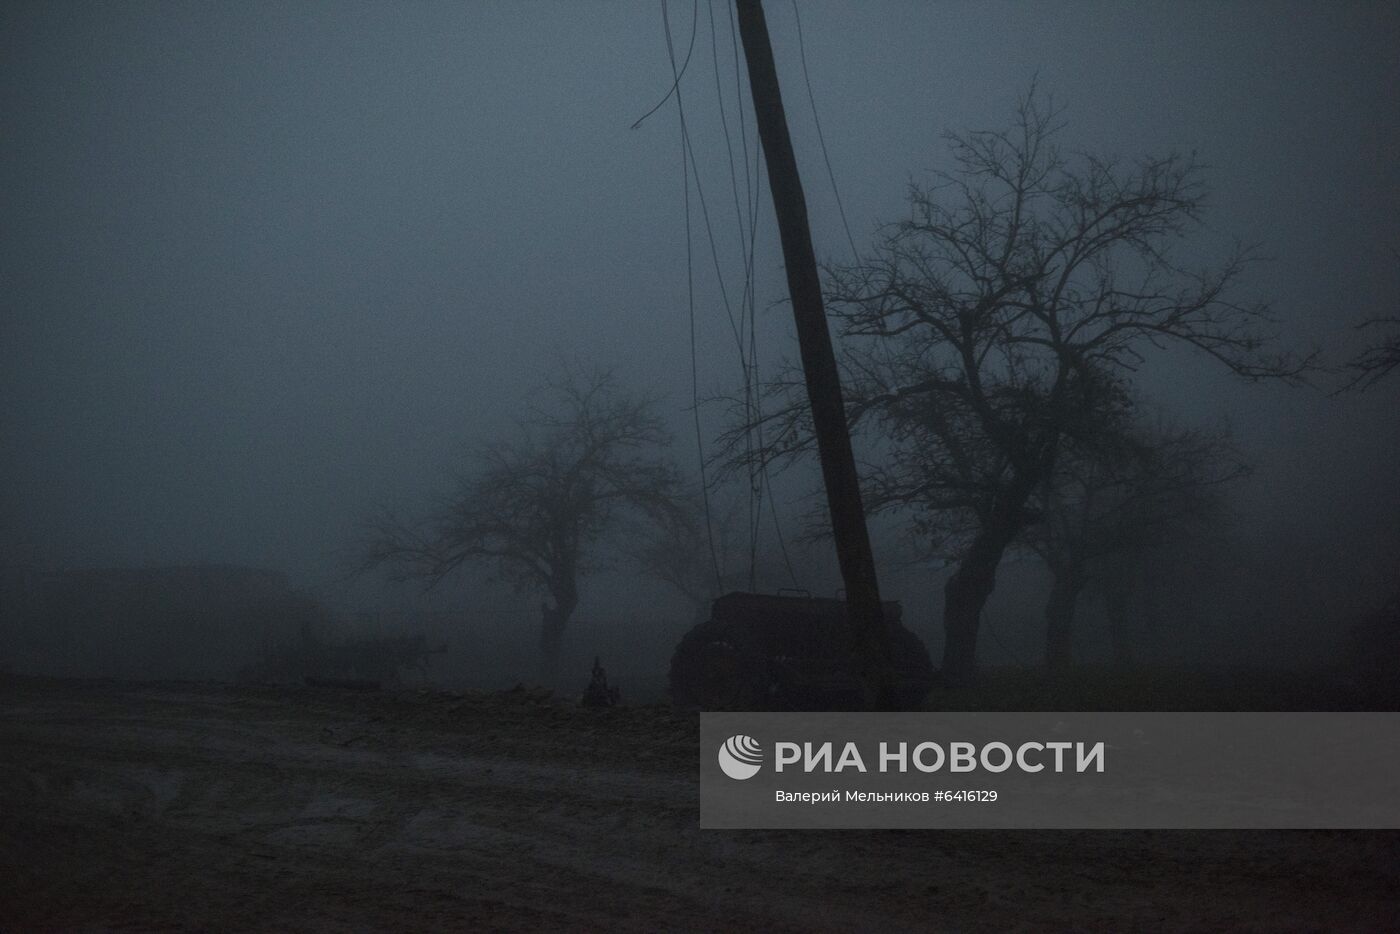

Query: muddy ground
[2,676,1397,932]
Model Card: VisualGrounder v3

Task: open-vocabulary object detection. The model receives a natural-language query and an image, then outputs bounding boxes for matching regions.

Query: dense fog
[3,2,1397,697]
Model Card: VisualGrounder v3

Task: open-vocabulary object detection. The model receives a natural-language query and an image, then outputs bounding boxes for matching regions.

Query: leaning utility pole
[734,0,895,709]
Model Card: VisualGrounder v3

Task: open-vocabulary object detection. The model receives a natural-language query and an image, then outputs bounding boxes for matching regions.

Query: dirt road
[2,677,1396,931]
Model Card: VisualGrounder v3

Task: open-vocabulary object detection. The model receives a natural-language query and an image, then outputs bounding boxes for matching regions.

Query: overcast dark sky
[3,1,1397,598]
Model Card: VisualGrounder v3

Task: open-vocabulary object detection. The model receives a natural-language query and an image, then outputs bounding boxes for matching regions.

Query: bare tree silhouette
[1025,413,1247,670]
[726,88,1309,685]
[362,366,679,685]
[1336,249,1400,393]
[1340,319,1400,392]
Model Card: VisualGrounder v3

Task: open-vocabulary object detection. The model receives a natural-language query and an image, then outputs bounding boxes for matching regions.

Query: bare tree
[732,89,1308,686]
[631,484,794,624]
[1340,317,1400,392]
[1337,249,1400,393]
[631,488,739,624]
[1025,415,1247,670]
[363,367,679,685]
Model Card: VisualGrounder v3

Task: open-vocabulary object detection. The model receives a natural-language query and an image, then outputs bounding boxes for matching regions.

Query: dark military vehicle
[668,591,936,710]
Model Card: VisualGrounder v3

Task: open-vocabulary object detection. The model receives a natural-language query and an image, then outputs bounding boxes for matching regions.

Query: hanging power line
[790,0,860,262]
[653,0,807,595]
[661,0,725,596]
[632,0,700,130]
[707,0,764,587]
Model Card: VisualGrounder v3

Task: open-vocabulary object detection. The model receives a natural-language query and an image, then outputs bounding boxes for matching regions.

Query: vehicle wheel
[669,622,769,710]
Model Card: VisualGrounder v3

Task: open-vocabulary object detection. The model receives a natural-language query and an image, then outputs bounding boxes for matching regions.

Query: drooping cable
[707,1,763,588]
[663,0,725,596]
[790,0,860,262]
[658,0,806,594]
[632,0,700,130]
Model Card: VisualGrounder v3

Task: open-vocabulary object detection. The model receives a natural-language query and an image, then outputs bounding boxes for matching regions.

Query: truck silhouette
[669,591,936,710]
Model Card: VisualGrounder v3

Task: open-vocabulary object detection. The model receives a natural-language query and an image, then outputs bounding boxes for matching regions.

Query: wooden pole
[734,0,894,709]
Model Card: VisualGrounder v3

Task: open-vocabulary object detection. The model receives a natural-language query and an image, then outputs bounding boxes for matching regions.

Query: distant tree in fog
[1340,318,1400,392]
[630,485,794,623]
[362,367,679,685]
[727,87,1310,686]
[1337,249,1400,393]
[1024,415,1246,670]
[630,489,732,623]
